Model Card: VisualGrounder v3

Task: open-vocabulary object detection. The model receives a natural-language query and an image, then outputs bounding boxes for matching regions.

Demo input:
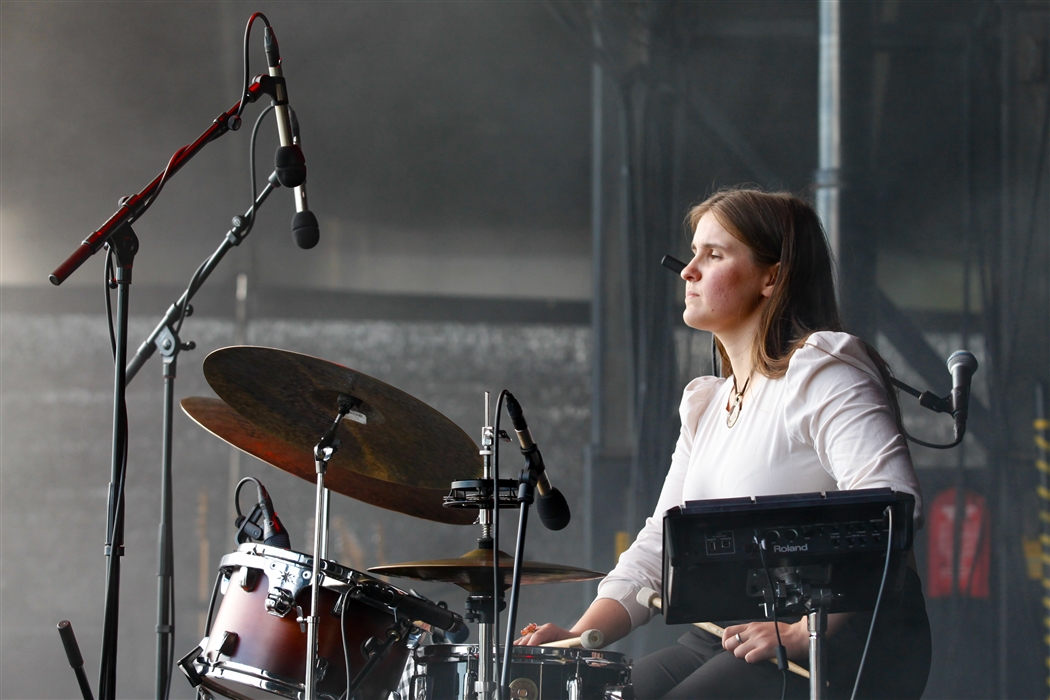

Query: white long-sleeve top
[595,331,923,630]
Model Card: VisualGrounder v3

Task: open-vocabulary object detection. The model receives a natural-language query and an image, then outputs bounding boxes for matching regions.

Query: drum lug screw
[264,587,296,618]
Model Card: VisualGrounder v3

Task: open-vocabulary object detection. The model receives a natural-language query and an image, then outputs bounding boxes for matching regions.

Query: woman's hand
[515,623,574,647]
[721,620,809,663]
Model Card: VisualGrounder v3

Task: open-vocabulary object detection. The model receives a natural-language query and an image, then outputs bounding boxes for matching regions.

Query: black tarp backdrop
[2,2,1049,699]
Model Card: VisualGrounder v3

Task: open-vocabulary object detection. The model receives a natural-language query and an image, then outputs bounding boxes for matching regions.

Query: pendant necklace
[726,374,752,428]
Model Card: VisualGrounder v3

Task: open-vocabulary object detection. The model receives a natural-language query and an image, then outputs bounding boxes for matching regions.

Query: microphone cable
[492,389,510,692]
[754,531,789,700]
[849,506,894,700]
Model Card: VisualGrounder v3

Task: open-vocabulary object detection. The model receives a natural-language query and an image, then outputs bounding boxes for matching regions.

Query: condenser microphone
[256,482,291,549]
[505,393,571,531]
[263,26,319,250]
[288,109,320,249]
[947,350,978,442]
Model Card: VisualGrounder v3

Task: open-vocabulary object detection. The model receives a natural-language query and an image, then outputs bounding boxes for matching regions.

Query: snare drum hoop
[509,646,630,672]
[197,657,342,700]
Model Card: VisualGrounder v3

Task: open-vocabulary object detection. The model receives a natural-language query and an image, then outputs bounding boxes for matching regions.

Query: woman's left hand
[721,620,809,663]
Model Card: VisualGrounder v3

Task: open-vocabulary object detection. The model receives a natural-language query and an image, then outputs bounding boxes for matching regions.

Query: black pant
[631,569,931,700]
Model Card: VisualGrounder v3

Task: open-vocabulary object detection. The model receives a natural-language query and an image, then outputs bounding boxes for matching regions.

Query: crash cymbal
[368,548,605,592]
[202,345,482,489]
[181,395,476,525]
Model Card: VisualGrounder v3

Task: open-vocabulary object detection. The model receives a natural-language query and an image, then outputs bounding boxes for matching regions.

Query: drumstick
[636,588,810,680]
[539,628,604,649]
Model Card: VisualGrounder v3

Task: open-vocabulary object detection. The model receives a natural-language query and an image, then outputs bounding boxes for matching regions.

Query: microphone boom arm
[49,74,279,286]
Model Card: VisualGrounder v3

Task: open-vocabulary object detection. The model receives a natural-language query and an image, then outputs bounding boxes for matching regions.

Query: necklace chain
[726,374,752,428]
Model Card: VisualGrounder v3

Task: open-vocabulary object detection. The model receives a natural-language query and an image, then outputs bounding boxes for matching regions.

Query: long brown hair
[686,187,903,427]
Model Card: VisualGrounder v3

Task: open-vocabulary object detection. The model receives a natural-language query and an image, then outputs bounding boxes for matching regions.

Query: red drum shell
[195,548,408,700]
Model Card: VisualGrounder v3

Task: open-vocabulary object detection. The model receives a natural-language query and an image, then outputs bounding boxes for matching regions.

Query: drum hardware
[184,362,607,698]
[304,393,357,700]
[409,645,630,700]
[182,544,415,700]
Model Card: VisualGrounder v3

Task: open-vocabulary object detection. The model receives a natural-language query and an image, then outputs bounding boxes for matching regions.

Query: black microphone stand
[132,172,283,700]
[98,224,138,700]
[499,450,544,699]
[48,74,279,700]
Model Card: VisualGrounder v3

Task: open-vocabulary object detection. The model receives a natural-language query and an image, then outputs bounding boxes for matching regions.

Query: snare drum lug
[216,630,238,657]
[238,566,260,592]
[264,587,296,617]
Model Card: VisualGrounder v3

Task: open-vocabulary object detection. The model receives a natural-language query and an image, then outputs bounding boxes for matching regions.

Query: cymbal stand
[305,395,355,699]
[477,392,497,700]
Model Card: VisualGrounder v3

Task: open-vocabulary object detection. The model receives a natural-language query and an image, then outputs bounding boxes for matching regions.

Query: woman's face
[681,212,778,337]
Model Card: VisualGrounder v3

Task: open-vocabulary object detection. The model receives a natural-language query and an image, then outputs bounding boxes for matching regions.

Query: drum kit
[175,346,633,700]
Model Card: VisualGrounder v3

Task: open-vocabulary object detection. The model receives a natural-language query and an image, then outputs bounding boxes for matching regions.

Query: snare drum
[182,543,410,700]
[411,644,630,700]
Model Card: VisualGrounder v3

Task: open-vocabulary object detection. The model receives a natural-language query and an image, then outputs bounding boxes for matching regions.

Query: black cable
[233,476,265,522]
[849,506,895,700]
[202,571,223,650]
[901,430,962,451]
[244,104,276,232]
[162,573,175,700]
[492,389,509,693]
[754,531,789,700]
[235,13,270,122]
[171,104,275,340]
[137,146,187,215]
[104,253,116,353]
[339,590,352,700]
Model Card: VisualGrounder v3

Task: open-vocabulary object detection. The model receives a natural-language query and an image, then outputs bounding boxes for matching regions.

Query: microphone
[357,583,468,642]
[947,350,978,442]
[263,26,319,250]
[256,482,291,549]
[504,393,571,531]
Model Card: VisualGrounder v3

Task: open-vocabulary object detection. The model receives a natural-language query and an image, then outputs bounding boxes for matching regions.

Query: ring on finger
[734,633,744,645]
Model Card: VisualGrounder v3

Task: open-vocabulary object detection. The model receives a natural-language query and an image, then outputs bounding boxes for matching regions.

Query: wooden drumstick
[636,588,810,680]
[539,628,604,649]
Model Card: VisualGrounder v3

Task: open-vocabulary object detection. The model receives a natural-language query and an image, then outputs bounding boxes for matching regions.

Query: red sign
[926,488,990,598]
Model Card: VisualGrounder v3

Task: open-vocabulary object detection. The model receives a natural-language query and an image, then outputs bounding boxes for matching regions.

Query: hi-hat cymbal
[182,396,476,525]
[368,549,605,592]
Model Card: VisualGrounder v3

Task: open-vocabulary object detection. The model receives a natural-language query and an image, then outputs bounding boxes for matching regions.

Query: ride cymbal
[181,396,475,525]
[187,345,482,524]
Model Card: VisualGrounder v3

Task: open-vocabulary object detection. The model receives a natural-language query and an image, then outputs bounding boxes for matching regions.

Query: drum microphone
[504,393,571,531]
[356,583,468,642]
[947,350,978,442]
[255,482,291,549]
[263,25,320,250]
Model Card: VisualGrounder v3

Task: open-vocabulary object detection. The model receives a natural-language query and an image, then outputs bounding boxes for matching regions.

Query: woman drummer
[517,188,931,699]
